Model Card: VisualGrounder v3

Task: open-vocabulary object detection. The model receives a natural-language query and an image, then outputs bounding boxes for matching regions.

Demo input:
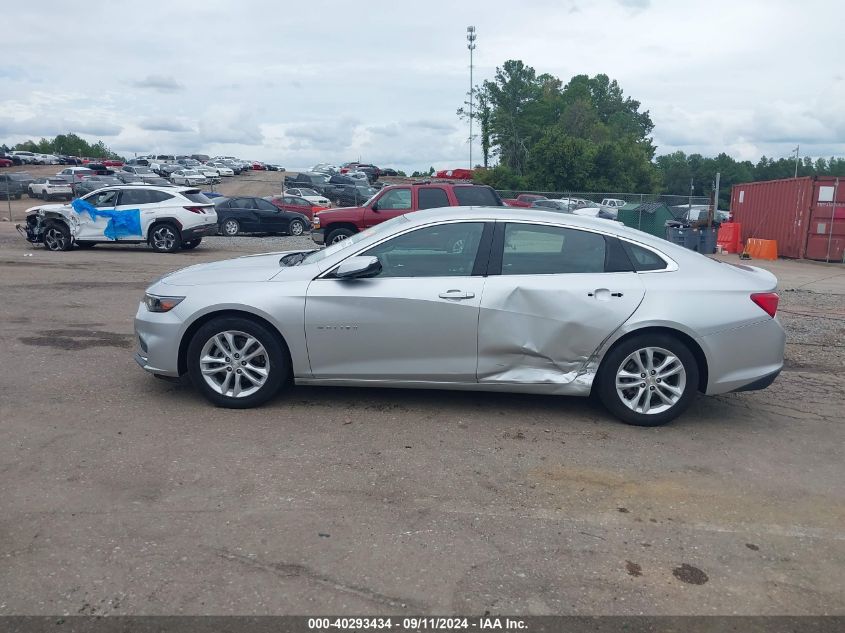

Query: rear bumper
[182,223,219,241]
[701,317,786,395]
[311,229,325,245]
[730,368,781,393]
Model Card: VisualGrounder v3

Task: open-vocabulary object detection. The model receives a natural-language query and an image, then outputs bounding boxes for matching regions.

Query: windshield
[300,215,411,266]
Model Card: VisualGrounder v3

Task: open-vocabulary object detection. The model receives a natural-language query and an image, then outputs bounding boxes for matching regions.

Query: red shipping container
[730,176,845,261]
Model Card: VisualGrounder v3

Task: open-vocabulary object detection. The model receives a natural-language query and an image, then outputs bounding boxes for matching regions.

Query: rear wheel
[43,222,72,252]
[222,219,240,236]
[326,228,354,244]
[596,333,699,427]
[148,222,182,253]
[182,238,202,250]
[187,316,289,408]
[288,219,305,236]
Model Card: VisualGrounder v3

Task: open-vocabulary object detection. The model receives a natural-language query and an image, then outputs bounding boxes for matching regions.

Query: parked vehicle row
[17,184,313,252]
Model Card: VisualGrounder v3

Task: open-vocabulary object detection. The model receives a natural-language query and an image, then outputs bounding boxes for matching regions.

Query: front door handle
[439,289,475,300]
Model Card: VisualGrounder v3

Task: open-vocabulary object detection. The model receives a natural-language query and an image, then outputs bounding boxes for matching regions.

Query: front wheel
[148,222,182,253]
[288,219,305,236]
[187,316,289,408]
[326,228,354,244]
[596,334,699,426]
[43,222,72,251]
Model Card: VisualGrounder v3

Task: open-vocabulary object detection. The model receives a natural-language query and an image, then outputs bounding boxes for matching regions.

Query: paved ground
[0,217,843,616]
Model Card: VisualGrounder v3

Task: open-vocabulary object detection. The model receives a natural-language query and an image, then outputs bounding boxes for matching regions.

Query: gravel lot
[0,184,843,616]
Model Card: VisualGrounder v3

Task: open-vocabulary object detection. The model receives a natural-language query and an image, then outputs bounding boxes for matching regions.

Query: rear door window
[454,186,501,207]
[418,187,450,210]
[500,224,607,275]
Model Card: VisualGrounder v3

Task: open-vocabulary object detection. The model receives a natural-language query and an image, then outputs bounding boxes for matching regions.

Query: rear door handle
[439,290,475,300]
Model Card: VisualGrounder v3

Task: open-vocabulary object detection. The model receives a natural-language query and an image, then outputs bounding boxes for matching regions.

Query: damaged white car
[17,185,218,253]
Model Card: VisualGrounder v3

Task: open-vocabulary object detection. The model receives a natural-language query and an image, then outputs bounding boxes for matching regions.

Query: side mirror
[370,201,379,212]
[334,256,381,279]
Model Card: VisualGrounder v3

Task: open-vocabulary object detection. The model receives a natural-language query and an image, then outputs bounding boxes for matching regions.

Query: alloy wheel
[223,220,239,236]
[199,330,269,398]
[615,346,686,415]
[152,226,176,250]
[289,220,304,236]
[44,227,68,251]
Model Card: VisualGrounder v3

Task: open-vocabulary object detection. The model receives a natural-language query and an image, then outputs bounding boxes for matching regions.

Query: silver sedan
[134,207,785,426]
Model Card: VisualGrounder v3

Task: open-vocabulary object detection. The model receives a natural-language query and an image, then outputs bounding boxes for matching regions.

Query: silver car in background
[134,207,784,426]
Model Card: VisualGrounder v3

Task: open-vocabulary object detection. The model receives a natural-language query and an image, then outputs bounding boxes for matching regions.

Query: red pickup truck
[311,182,503,245]
[502,193,547,207]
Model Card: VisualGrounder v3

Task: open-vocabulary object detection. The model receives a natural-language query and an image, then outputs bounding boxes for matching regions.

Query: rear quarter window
[454,186,502,207]
[182,191,212,204]
[622,242,669,271]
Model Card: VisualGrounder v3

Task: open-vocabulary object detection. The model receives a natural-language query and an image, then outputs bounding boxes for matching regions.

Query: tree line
[2,133,123,160]
[462,60,845,205]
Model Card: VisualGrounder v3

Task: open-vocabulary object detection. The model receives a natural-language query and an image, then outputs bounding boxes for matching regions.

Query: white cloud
[131,75,184,93]
[0,0,843,172]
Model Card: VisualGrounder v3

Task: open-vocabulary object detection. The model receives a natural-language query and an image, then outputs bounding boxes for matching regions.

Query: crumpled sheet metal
[476,282,641,393]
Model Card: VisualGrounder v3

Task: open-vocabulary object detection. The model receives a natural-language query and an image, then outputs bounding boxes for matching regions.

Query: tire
[187,316,289,409]
[221,218,240,236]
[76,241,96,249]
[28,190,35,198]
[288,219,305,236]
[41,191,48,200]
[326,228,354,244]
[596,333,699,427]
[42,222,73,252]
[182,238,202,249]
[148,222,182,253]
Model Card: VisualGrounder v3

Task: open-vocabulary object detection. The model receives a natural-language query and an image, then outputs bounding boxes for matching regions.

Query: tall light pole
[793,144,800,178]
[466,26,476,170]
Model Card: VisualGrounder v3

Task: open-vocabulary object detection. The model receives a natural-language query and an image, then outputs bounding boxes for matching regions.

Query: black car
[213,196,310,237]
[335,185,377,207]
[84,163,116,176]
[72,176,124,197]
[283,171,330,192]
[380,168,398,177]
[0,174,25,199]
[322,174,362,202]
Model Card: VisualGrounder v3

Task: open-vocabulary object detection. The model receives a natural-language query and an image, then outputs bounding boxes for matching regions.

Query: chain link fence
[493,190,711,207]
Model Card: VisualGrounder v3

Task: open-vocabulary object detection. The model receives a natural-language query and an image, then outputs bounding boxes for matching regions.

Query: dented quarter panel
[477,272,645,392]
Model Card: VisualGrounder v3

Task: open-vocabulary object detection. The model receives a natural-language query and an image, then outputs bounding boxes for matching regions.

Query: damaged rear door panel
[477,222,646,390]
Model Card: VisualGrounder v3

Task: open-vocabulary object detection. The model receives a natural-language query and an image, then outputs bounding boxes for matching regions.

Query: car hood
[158,251,316,287]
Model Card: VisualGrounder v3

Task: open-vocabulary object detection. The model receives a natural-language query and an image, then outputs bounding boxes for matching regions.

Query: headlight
[144,293,185,312]
[312,215,321,228]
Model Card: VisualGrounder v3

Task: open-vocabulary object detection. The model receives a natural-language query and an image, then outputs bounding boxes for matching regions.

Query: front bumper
[311,229,325,245]
[134,304,184,377]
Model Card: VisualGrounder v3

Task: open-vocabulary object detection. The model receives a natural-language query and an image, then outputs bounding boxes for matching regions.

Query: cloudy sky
[1,0,843,172]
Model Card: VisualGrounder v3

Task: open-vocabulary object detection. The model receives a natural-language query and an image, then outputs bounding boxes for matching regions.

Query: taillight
[751,292,779,317]
[184,206,207,214]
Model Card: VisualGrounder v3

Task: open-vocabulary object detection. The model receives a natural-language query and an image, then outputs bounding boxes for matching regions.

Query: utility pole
[466,26,476,171]
[794,144,800,178]
[688,177,694,214]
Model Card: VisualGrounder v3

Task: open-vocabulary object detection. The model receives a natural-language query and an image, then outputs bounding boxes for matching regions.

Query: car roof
[399,206,689,253]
